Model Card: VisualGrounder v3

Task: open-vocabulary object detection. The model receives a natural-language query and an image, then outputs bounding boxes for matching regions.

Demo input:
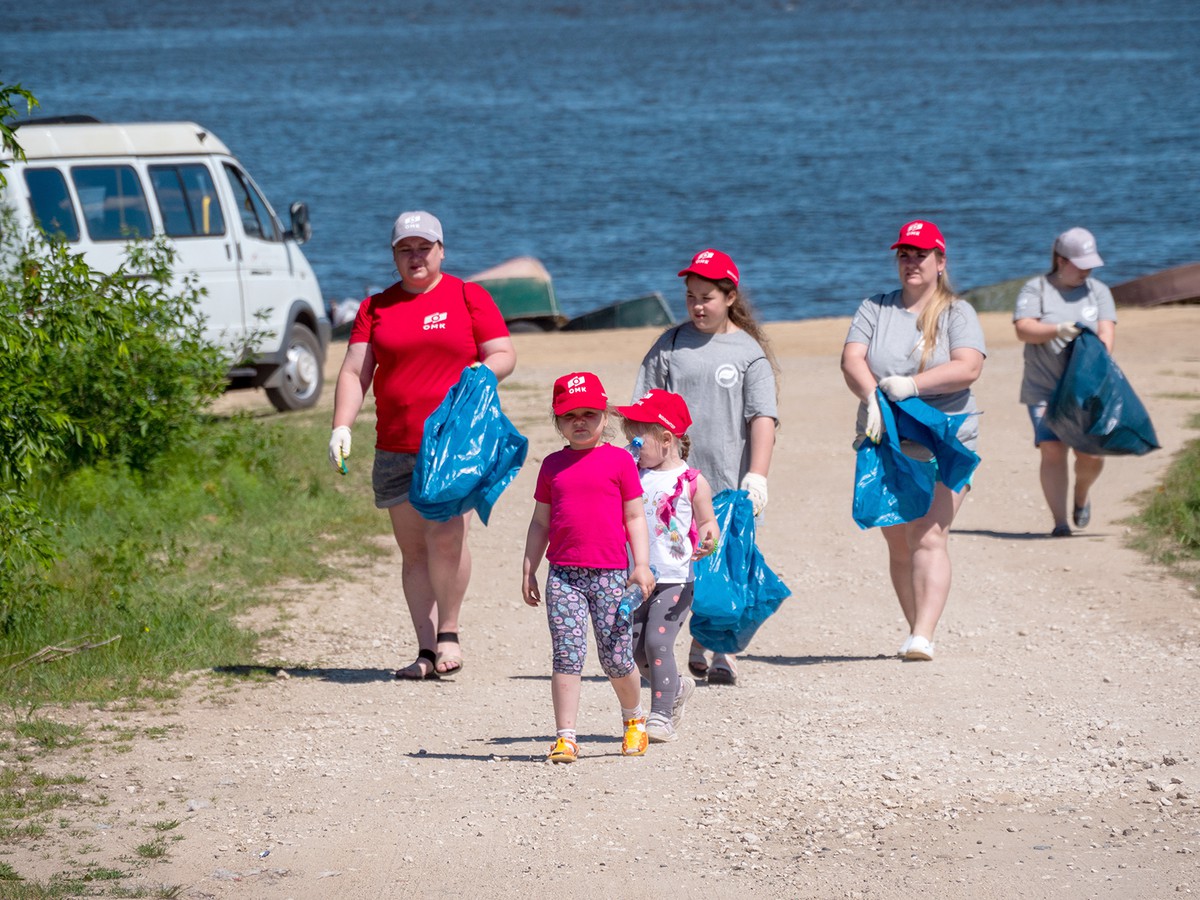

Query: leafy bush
[0,82,229,611]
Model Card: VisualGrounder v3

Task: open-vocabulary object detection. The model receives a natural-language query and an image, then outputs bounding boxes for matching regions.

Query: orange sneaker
[621,716,648,756]
[547,736,579,763]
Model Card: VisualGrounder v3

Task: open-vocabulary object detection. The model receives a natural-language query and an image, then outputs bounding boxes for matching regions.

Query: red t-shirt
[350,274,509,452]
[534,444,643,569]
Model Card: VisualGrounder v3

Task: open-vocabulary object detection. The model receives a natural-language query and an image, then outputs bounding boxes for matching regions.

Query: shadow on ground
[214,664,398,684]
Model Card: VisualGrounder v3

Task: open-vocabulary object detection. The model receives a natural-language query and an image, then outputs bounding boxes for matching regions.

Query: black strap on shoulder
[663,323,686,390]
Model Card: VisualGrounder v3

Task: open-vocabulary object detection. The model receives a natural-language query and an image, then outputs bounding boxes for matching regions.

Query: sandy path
[6,308,1200,899]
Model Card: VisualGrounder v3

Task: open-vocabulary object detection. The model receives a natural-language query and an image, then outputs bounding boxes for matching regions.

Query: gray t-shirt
[1013,275,1117,404]
[844,291,987,451]
[634,323,778,494]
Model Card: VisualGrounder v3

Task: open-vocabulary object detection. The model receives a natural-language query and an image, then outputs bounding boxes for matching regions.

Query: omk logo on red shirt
[423,311,449,330]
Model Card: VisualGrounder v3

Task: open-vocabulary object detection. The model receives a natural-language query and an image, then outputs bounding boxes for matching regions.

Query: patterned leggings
[631,582,693,719]
[546,565,636,677]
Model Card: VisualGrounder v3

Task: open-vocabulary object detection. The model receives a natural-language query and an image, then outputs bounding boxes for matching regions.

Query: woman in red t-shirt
[328,210,516,679]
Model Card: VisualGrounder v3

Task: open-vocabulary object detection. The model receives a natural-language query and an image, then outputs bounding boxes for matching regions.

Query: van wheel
[266,323,323,411]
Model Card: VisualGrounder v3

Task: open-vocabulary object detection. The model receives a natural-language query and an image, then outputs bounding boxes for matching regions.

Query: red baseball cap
[552,372,609,415]
[678,248,740,285]
[616,389,693,437]
[890,220,946,252]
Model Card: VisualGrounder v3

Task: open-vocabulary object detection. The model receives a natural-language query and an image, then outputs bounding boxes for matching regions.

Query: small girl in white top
[616,390,719,743]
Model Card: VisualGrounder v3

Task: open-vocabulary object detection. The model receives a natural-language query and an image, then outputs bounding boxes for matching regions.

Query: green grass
[0,406,392,892]
[1130,412,1200,585]
[12,721,84,752]
[0,408,388,709]
[0,764,88,842]
[132,840,166,860]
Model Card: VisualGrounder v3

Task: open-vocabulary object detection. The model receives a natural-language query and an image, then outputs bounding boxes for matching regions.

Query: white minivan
[0,117,331,411]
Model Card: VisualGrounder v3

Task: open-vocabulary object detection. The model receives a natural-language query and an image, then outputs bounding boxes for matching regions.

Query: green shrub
[1,81,231,606]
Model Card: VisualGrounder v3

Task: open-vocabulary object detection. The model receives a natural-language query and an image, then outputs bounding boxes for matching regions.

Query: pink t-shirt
[349,274,509,452]
[534,443,642,569]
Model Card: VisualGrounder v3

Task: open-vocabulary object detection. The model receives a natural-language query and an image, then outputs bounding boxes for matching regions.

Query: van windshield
[71,165,153,241]
[222,164,281,242]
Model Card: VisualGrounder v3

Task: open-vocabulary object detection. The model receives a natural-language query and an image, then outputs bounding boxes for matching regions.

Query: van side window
[71,165,153,241]
[24,168,81,242]
[148,164,227,238]
[222,164,280,242]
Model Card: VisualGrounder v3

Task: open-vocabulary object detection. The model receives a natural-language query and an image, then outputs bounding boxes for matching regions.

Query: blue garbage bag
[852,391,980,529]
[1046,329,1159,456]
[410,365,528,525]
[689,489,791,654]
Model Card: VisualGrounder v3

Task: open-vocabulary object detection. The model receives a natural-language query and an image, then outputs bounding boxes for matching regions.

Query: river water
[3,0,1199,320]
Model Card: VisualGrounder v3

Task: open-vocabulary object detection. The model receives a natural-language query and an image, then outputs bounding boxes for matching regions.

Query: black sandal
[395,648,439,680]
[435,631,463,678]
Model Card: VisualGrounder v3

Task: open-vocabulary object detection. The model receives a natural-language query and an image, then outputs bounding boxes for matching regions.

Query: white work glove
[741,473,769,516]
[328,426,352,473]
[878,375,919,402]
[1056,321,1082,341]
[864,391,883,444]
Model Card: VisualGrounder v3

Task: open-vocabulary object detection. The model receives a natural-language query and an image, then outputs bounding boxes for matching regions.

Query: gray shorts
[372,450,417,508]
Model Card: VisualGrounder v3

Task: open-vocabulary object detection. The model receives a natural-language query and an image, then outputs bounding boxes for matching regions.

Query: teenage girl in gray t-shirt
[1013,226,1117,538]
[840,220,986,663]
[633,248,779,687]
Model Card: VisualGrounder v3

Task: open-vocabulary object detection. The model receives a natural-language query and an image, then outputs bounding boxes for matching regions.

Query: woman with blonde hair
[840,221,986,661]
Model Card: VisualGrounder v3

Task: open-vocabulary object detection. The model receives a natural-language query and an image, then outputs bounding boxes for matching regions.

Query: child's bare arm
[522,503,551,607]
[623,497,656,596]
[690,474,721,559]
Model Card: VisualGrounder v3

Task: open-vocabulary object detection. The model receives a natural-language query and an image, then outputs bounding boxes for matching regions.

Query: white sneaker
[671,676,695,729]
[646,713,678,743]
[904,635,935,661]
[898,635,913,657]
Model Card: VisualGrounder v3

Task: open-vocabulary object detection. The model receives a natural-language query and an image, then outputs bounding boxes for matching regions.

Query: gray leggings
[631,582,693,719]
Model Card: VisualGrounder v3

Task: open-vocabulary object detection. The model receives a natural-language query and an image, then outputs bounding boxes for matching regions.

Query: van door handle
[249,269,271,275]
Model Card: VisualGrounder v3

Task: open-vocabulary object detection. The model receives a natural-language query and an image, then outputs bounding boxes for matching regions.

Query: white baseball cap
[391,210,443,246]
[1054,227,1104,269]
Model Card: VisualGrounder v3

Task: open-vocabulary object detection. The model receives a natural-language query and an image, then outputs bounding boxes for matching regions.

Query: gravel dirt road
[5,308,1200,899]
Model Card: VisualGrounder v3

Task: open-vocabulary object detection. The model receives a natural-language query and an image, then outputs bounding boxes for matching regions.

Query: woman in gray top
[1013,227,1117,537]
[841,221,986,662]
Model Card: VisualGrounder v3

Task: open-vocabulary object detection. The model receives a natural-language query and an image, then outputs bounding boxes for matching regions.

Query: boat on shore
[562,292,675,331]
[329,258,675,337]
[960,275,1035,314]
[467,257,569,332]
[1111,262,1200,308]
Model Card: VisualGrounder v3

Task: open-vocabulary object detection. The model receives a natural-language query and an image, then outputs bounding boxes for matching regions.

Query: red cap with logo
[890,220,946,252]
[552,372,609,415]
[678,248,740,285]
[616,389,693,437]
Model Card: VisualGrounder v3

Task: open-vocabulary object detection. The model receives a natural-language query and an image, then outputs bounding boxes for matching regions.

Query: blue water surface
[3,0,1199,321]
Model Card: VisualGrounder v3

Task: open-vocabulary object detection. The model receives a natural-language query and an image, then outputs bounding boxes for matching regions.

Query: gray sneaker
[671,676,696,729]
[646,713,678,743]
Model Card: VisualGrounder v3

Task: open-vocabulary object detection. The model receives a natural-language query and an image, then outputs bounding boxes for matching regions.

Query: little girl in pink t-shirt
[521,372,656,763]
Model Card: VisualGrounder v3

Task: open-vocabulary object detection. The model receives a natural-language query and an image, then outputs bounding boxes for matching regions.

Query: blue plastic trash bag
[1046,329,1159,456]
[852,391,980,529]
[689,490,791,654]
[410,365,528,524]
